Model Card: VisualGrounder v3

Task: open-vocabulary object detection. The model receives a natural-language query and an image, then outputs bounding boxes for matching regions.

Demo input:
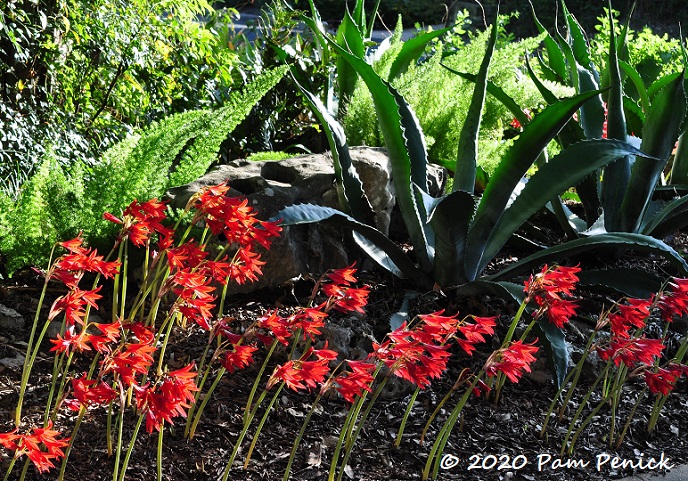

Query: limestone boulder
[166,147,447,293]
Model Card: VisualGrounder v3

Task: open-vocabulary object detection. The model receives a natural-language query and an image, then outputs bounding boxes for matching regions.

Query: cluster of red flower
[524,264,581,329]
[372,311,496,390]
[216,264,370,380]
[0,422,70,473]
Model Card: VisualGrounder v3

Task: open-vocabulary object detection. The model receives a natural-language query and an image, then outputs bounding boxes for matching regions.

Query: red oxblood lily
[105,199,174,247]
[125,322,156,345]
[230,247,267,284]
[291,306,328,341]
[0,422,70,474]
[49,326,91,355]
[484,340,539,383]
[602,102,608,138]
[49,236,120,286]
[524,264,581,299]
[56,235,121,276]
[203,259,234,284]
[372,325,452,389]
[645,364,688,396]
[258,310,293,345]
[509,117,522,129]
[326,263,359,286]
[323,285,370,314]
[221,344,258,373]
[414,310,461,343]
[212,317,242,343]
[330,360,376,403]
[456,316,497,356]
[171,269,217,329]
[597,336,665,368]
[658,277,688,322]
[134,364,199,433]
[88,320,123,354]
[103,343,157,387]
[525,264,580,328]
[69,374,118,408]
[267,347,337,391]
[48,286,103,326]
[166,241,209,271]
[609,297,654,337]
[191,184,281,251]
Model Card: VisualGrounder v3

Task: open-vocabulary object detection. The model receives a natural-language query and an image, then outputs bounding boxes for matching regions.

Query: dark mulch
[1,249,687,481]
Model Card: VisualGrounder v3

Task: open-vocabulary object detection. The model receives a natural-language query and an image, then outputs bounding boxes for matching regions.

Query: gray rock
[166,147,447,294]
[0,304,24,330]
[0,355,25,369]
[167,147,447,235]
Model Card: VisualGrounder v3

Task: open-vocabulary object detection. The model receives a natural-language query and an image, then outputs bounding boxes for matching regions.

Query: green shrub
[590,9,683,92]
[1,0,239,193]
[247,151,299,161]
[0,66,287,276]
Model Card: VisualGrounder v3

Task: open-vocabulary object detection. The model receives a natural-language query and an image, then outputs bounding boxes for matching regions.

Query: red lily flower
[331,360,376,403]
[70,374,118,408]
[267,347,336,391]
[291,306,328,341]
[221,344,258,373]
[88,320,122,354]
[48,286,103,326]
[484,340,539,383]
[609,297,653,337]
[645,364,688,396]
[326,263,359,286]
[49,326,91,355]
[103,343,157,387]
[166,241,209,271]
[525,264,580,328]
[597,336,665,368]
[372,324,452,389]
[134,364,199,433]
[658,277,688,322]
[258,310,293,345]
[105,199,174,247]
[0,422,70,474]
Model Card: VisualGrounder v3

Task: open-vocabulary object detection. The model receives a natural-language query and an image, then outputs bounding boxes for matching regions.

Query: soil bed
[0,257,687,481]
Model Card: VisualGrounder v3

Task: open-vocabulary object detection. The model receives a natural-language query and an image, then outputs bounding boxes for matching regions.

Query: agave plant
[515,0,688,240]
[275,10,688,384]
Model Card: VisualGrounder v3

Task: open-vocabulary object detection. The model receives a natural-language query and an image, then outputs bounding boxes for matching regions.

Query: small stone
[0,354,25,369]
[0,304,24,330]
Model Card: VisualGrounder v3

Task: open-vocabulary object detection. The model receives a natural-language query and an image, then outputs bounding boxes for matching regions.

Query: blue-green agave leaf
[601,5,631,232]
[621,71,686,233]
[454,10,498,194]
[325,37,433,272]
[336,9,366,116]
[479,140,654,273]
[577,268,664,298]
[486,233,688,282]
[419,187,475,286]
[529,1,567,82]
[670,133,688,184]
[295,81,376,225]
[641,195,688,239]
[535,320,569,389]
[273,204,427,283]
[442,64,530,126]
[465,90,603,281]
[618,60,651,114]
